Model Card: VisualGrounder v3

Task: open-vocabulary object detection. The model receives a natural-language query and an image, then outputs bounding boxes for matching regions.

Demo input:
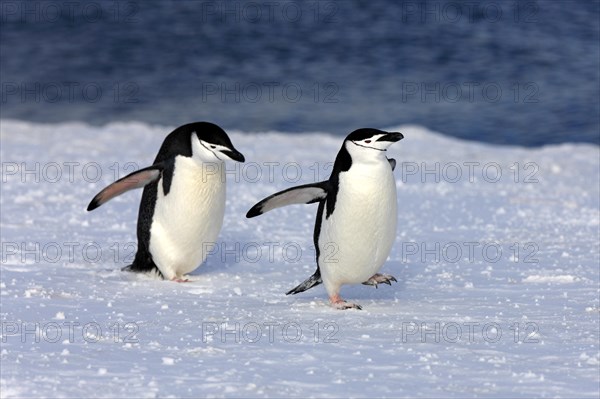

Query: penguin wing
[246,182,329,218]
[387,157,397,171]
[87,164,163,211]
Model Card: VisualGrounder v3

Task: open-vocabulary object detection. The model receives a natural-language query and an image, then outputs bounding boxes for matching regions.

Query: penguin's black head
[187,122,245,163]
[158,122,245,163]
[344,128,403,157]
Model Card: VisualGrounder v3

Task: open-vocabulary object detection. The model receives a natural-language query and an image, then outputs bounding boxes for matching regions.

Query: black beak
[223,148,245,162]
[376,132,404,142]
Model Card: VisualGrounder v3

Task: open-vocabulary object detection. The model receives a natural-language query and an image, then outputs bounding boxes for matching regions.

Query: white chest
[319,161,398,284]
[149,157,226,278]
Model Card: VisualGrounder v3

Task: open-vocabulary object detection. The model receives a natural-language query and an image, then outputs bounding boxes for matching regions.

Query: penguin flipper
[87,164,163,211]
[387,158,396,171]
[246,182,329,218]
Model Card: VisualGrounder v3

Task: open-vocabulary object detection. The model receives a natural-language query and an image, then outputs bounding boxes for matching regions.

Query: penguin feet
[330,295,362,310]
[171,277,191,283]
[362,273,397,288]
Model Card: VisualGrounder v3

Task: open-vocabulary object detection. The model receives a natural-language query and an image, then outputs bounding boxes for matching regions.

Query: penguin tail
[121,262,164,279]
[121,264,134,272]
[286,270,322,295]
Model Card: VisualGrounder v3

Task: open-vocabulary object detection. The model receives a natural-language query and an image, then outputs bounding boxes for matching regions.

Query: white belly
[149,157,226,279]
[318,161,397,294]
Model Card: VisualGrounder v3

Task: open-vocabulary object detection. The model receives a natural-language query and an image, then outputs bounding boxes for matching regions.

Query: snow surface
[1,119,599,398]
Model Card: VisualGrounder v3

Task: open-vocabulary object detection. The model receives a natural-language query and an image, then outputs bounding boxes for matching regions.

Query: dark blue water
[1,0,599,146]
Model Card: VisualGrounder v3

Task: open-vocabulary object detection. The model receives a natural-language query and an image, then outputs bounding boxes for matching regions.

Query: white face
[191,134,233,163]
[345,134,395,163]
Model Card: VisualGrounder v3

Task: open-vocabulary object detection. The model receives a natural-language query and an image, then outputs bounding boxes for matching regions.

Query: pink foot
[330,294,362,310]
[171,278,191,283]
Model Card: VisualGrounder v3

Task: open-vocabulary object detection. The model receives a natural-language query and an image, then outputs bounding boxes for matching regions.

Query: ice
[0,119,598,397]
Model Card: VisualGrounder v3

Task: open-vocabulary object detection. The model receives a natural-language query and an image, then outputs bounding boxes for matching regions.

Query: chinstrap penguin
[87,122,245,281]
[247,128,403,309]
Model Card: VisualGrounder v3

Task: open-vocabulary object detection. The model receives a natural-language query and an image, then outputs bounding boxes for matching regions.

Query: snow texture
[1,120,599,398]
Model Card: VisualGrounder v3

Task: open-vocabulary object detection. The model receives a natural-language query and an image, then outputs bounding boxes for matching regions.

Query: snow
[1,119,599,398]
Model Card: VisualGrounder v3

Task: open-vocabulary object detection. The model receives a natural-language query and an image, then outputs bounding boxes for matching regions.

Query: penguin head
[188,122,246,163]
[344,128,403,161]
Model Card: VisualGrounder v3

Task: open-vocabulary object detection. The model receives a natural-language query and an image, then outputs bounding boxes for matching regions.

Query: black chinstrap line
[350,141,387,151]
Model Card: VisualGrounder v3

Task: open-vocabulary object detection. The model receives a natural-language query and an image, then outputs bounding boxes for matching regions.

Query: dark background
[1,0,599,146]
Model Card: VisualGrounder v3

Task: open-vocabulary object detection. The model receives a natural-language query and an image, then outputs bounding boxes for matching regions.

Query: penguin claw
[330,295,362,310]
[362,273,397,288]
[332,301,362,310]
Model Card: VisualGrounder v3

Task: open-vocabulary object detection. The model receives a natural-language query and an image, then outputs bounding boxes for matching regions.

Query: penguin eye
[365,140,371,144]
[210,145,216,149]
